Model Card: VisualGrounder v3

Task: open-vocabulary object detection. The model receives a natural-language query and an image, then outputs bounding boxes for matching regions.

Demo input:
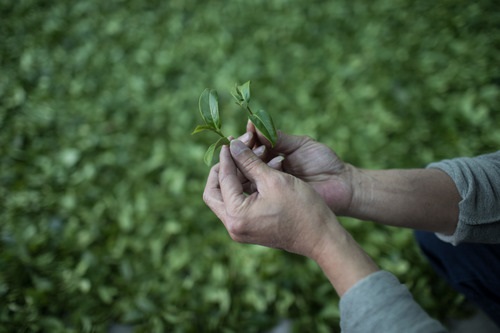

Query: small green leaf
[231,90,242,105]
[209,90,220,128]
[199,88,220,129]
[249,109,277,146]
[232,81,251,107]
[237,81,251,103]
[204,137,230,166]
[204,144,217,167]
[199,89,212,124]
[191,124,215,135]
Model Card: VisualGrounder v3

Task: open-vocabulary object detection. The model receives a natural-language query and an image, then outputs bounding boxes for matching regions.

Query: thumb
[230,139,270,184]
[256,129,307,155]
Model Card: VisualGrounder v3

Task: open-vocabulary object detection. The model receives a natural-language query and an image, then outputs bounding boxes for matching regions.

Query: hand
[203,139,379,295]
[244,122,354,215]
[203,139,340,258]
[244,124,461,234]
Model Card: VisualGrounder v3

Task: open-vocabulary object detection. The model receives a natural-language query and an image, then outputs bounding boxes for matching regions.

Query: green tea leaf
[203,136,230,166]
[231,91,242,105]
[199,88,221,129]
[232,81,252,107]
[209,90,220,128]
[191,124,215,135]
[199,88,212,124]
[249,109,277,147]
[204,144,217,166]
[237,81,251,103]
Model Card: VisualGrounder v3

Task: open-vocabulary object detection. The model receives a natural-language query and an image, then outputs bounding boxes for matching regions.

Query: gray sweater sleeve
[340,271,446,333]
[426,150,500,245]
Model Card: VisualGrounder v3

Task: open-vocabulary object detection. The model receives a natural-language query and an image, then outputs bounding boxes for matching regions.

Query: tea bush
[1,0,499,332]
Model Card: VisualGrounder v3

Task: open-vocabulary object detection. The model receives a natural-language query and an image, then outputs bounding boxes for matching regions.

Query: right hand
[203,139,343,258]
[204,140,379,296]
[241,122,355,215]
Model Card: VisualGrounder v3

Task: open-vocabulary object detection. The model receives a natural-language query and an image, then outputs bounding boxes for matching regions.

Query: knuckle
[227,220,246,242]
[202,190,211,205]
[266,171,286,188]
[218,172,231,189]
[229,232,244,243]
[241,154,262,173]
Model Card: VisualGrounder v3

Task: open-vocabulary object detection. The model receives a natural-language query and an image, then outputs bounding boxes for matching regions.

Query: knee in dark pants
[414,230,500,327]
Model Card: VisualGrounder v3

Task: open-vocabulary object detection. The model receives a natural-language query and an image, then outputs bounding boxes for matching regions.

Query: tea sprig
[193,81,277,166]
[232,82,277,147]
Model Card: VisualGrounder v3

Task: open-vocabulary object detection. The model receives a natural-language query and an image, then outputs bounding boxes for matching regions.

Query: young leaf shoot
[193,81,278,166]
[232,81,277,147]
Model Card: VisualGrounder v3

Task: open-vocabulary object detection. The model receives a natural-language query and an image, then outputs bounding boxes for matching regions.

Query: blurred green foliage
[1,0,499,332]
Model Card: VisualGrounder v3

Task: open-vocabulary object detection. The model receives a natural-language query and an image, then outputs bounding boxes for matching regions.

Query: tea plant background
[1,0,499,332]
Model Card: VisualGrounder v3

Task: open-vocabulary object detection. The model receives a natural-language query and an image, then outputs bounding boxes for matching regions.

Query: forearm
[311,220,379,296]
[346,166,461,234]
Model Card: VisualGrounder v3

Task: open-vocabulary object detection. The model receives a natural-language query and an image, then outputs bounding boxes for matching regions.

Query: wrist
[341,165,373,219]
[311,219,379,296]
[331,163,360,217]
[309,220,350,263]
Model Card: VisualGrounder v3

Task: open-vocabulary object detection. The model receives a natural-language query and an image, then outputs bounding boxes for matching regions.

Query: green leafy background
[1,0,499,332]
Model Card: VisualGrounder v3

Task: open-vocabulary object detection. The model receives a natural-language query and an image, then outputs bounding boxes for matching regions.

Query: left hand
[241,122,354,215]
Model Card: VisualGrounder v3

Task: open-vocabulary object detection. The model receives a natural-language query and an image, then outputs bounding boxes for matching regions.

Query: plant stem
[214,128,227,138]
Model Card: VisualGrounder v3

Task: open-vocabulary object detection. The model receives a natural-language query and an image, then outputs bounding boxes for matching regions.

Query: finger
[246,119,256,133]
[203,163,227,220]
[237,131,256,148]
[229,139,270,184]
[255,129,308,155]
[234,133,258,187]
[247,120,264,149]
[253,145,267,160]
[228,134,250,186]
[204,163,222,202]
[235,137,261,186]
[218,145,246,207]
[242,154,283,193]
[268,155,285,171]
[238,145,265,194]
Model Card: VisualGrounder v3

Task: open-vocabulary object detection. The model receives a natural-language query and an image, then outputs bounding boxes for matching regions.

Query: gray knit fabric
[339,151,500,331]
[427,151,500,245]
[340,271,446,333]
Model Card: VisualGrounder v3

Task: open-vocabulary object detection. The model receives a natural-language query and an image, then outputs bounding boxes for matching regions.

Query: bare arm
[204,139,446,331]
[203,139,379,296]
[245,128,462,234]
[345,167,461,234]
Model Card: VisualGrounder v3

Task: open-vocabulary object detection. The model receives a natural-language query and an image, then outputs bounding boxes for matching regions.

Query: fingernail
[268,156,284,168]
[230,140,247,156]
[254,145,266,156]
[239,132,252,144]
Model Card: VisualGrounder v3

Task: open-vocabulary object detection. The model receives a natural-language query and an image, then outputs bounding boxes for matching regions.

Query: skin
[244,122,461,234]
[203,123,461,296]
[204,140,378,296]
